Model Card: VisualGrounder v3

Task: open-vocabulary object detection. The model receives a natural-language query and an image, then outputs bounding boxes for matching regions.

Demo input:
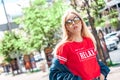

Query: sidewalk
[41,65,120,80]
[0,70,49,80]
[0,65,120,80]
[107,65,120,80]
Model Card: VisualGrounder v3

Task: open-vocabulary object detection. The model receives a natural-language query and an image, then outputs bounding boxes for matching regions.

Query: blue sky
[0,0,22,24]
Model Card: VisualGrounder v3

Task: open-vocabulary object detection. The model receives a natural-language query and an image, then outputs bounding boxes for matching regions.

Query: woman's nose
[72,21,75,25]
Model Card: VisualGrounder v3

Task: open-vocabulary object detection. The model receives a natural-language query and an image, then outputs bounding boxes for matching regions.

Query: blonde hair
[53,9,97,56]
[62,9,96,45]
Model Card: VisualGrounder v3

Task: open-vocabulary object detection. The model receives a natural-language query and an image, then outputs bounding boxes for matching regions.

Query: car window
[109,33,117,36]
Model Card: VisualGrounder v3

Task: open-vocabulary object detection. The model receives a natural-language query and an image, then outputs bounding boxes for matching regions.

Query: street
[109,42,120,64]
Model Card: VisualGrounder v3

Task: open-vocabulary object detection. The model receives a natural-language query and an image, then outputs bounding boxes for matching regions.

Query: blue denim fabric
[98,61,110,80]
[49,58,82,80]
[49,58,110,80]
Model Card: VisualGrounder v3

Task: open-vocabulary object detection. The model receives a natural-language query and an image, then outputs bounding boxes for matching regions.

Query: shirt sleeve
[56,43,69,64]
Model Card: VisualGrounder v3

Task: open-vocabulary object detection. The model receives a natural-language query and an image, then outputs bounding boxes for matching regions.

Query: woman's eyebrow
[66,15,78,21]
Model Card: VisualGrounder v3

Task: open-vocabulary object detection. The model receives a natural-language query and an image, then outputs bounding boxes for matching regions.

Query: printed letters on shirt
[76,48,96,61]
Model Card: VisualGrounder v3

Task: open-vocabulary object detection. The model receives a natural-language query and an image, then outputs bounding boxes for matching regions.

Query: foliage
[95,10,119,28]
[14,0,68,51]
[0,31,27,62]
[70,0,106,27]
[110,18,119,28]
[108,11,118,18]
[90,0,105,18]
[95,18,105,27]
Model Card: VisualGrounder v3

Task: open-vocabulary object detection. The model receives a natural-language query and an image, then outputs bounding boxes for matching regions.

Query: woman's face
[65,13,82,34]
[98,32,103,39]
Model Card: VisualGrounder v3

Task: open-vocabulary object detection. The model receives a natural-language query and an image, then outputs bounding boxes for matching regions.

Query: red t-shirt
[56,37,100,80]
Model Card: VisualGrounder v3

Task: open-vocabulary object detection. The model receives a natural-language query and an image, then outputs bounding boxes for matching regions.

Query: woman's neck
[70,34,83,42]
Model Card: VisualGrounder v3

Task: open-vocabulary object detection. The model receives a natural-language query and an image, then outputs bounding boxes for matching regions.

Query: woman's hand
[100,73,105,80]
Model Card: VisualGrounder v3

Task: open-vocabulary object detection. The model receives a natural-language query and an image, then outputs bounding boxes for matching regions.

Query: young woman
[49,9,110,80]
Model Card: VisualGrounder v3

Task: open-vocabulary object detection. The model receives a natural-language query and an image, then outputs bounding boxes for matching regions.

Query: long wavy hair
[61,9,96,45]
[53,9,96,56]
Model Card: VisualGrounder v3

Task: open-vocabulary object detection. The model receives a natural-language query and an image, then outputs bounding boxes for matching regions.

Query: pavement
[0,65,120,80]
[0,70,49,80]
[107,65,120,80]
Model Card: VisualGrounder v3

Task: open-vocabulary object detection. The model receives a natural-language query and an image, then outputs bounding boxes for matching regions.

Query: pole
[1,0,11,32]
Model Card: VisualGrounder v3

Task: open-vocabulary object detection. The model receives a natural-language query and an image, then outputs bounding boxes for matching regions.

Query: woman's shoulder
[83,37,94,44]
[58,41,71,48]
[55,41,71,54]
[83,37,92,41]
[55,41,73,52]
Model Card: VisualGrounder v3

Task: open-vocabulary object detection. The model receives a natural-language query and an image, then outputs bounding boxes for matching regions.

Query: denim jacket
[49,58,110,80]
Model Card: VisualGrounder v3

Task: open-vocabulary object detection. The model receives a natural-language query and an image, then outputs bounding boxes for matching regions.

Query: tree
[0,31,27,73]
[15,0,68,51]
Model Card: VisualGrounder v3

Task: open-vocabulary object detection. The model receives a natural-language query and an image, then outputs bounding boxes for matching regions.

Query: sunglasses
[65,17,81,26]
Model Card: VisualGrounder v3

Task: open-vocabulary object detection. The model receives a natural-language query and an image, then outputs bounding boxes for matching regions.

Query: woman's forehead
[66,13,78,19]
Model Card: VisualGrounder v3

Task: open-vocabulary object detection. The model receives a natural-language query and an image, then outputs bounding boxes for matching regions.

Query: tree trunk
[16,52,22,73]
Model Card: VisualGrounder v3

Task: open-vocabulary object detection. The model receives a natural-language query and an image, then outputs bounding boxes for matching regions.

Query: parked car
[104,33,119,44]
[108,31,120,41]
[105,39,118,51]
[116,31,120,40]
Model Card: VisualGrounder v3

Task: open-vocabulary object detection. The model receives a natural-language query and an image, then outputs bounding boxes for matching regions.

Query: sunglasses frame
[65,16,81,26]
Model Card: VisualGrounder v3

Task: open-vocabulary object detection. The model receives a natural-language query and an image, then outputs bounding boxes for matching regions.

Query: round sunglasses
[65,17,81,26]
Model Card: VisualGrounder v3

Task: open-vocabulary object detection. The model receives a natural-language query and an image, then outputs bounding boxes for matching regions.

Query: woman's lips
[73,26,78,29]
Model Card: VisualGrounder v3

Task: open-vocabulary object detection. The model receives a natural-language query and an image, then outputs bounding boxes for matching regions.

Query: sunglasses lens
[65,17,80,26]
[66,20,73,26]
[74,17,80,24]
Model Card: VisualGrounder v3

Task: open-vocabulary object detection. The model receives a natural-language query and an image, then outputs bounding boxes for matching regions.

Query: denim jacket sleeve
[49,58,110,80]
[49,58,82,80]
[98,61,110,78]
